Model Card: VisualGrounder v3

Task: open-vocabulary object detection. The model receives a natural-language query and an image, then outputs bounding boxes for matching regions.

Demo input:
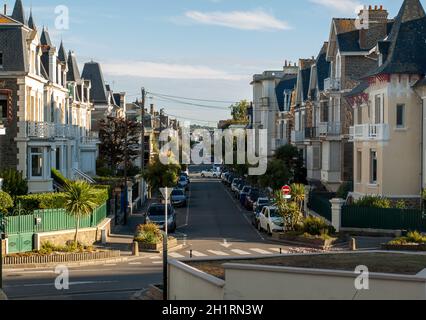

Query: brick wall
[0,79,19,171]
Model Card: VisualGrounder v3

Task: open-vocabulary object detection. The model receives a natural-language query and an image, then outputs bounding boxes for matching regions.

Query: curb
[138,244,185,254]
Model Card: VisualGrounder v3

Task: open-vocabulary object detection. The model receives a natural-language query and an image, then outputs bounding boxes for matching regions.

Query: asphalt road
[2,165,275,300]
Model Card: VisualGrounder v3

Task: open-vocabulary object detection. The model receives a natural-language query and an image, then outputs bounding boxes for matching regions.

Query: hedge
[51,168,71,187]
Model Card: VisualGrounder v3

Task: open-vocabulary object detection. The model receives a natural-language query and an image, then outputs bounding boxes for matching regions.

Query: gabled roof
[275,74,297,112]
[345,81,369,97]
[368,0,426,76]
[11,0,26,25]
[40,28,52,46]
[67,51,82,82]
[316,42,330,91]
[81,61,108,104]
[58,41,67,64]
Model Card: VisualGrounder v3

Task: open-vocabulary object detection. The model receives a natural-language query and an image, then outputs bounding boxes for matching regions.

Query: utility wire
[147,91,238,104]
[149,94,230,110]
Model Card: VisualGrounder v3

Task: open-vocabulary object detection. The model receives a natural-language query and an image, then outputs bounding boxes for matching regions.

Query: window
[370,150,378,184]
[322,102,329,122]
[56,147,61,171]
[374,95,382,124]
[30,147,44,178]
[396,104,405,128]
[0,52,3,67]
[0,97,7,120]
[357,151,362,183]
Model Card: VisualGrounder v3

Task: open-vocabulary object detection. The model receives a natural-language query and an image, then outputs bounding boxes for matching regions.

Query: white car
[258,206,284,235]
[253,197,270,212]
[201,169,220,178]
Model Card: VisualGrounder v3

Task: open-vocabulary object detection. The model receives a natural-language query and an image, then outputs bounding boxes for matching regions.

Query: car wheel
[267,225,272,236]
[201,174,205,178]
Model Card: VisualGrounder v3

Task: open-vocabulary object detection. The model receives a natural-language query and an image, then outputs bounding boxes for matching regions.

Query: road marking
[208,250,229,256]
[169,252,185,258]
[221,239,232,248]
[152,261,163,264]
[187,250,207,257]
[149,256,161,260]
[230,249,251,255]
[128,262,142,265]
[104,264,117,266]
[250,248,272,255]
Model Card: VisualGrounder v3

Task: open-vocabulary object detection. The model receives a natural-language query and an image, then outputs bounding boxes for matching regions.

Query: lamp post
[159,187,172,301]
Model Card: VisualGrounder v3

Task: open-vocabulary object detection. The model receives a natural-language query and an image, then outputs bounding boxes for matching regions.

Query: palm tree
[291,183,306,214]
[64,181,98,245]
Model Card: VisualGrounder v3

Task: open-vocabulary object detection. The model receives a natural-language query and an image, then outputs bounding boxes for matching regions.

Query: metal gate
[7,232,34,253]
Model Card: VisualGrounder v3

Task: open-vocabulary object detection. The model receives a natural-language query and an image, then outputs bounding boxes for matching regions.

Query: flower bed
[134,223,179,252]
[275,232,338,250]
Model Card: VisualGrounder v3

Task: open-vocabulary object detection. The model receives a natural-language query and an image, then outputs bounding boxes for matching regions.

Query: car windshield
[179,177,186,181]
[259,199,269,204]
[269,209,280,218]
[148,205,172,216]
[172,190,184,196]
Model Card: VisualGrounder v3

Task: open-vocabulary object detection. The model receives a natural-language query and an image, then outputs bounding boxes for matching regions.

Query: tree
[230,100,250,123]
[273,191,301,232]
[290,183,306,214]
[0,191,13,215]
[258,159,291,190]
[142,155,181,196]
[0,169,28,198]
[275,145,307,184]
[98,116,141,175]
[63,181,98,245]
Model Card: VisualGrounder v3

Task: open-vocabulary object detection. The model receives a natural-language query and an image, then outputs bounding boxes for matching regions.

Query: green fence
[5,202,107,235]
[342,206,426,232]
[308,193,332,221]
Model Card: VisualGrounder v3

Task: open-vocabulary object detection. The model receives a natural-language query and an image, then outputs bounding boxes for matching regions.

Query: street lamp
[159,187,172,301]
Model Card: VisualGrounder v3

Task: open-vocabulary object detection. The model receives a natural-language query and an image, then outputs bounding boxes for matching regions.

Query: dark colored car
[239,186,252,206]
[235,181,246,198]
[170,189,187,207]
[245,188,260,211]
[145,203,177,233]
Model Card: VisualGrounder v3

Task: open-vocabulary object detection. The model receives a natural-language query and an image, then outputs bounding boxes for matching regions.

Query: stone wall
[0,79,19,171]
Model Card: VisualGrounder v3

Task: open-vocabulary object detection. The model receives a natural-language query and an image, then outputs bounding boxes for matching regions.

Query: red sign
[281,185,291,196]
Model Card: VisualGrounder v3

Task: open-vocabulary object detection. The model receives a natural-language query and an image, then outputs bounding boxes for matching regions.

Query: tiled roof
[345,81,369,97]
[82,61,108,104]
[0,26,28,72]
[275,74,297,112]
[368,0,426,76]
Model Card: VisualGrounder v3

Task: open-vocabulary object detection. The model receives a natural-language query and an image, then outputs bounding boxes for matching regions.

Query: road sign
[281,185,291,196]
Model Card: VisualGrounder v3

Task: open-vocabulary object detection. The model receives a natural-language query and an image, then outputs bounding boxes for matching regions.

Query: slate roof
[345,81,369,97]
[0,26,28,72]
[301,66,312,102]
[275,74,297,112]
[40,28,53,47]
[67,51,82,82]
[58,41,67,64]
[316,42,330,91]
[368,0,426,76]
[11,0,26,25]
[81,61,108,104]
[28,10,35,30]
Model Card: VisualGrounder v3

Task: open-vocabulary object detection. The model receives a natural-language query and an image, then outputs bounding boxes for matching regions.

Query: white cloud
[310,0,363,14]
[102,61,246,80]
[184,9,291,31]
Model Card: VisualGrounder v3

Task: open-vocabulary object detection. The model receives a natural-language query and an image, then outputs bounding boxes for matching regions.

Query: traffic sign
[281,185,291,196]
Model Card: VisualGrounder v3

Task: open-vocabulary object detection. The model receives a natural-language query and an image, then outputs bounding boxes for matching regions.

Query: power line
[149,94,230,111]
[147,91,238,104]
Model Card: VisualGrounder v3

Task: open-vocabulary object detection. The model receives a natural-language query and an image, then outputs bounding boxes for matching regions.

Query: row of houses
[0,0,179,194]
[250,0,426,205]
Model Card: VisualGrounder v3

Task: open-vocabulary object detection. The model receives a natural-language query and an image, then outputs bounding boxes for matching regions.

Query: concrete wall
[169,260,225,300]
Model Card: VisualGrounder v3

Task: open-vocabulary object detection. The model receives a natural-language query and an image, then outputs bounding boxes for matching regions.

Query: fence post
[330,198,345,233]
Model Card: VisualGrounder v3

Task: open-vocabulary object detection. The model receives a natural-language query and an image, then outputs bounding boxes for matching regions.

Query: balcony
[26,122,83,140]
[349,124,390,142]
[291,130,305,143]
[318,122,341,137]
[81,131,100,145]
[324,77,341,91]
[305,127,318,140]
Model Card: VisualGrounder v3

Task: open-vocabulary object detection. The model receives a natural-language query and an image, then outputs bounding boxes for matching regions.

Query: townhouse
[0,0,98,192]
[346,0,426,205]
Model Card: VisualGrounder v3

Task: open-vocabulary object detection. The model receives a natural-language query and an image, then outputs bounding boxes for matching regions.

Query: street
[2,166,278,300]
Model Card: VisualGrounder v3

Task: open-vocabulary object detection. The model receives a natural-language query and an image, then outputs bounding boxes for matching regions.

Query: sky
[7,0,422,125]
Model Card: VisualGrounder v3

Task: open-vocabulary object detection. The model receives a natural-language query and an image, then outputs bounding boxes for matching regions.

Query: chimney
[150,103,154,115]
[358,5,389,50]
[4,4,6,15]
[283,59,299,75]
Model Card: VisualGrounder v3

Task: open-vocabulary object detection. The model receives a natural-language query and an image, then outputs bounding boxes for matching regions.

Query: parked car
[231,178,242,193]
[201,169,220,178]
[145,203,177,233]
[239,186,252,206]
[234,181,246,198]
[181,173,190,184]
[245,188,260,211]
[252,202,270,228]
[170,188,187,207]
[221,172,230,183]
[177,176,189,191]
[226,174,235,186]
[258,206,284,235]
[253,197,270,212]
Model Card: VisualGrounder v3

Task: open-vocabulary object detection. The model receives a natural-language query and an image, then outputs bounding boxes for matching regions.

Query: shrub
[303,216,335,236]
[92,186,110,205]
[336,181,353,199]
[388,231,426,245]
[395,200,407,210]
[51,168,71,187]
[16,193,67,212]
[134,223,163,244]
[0,169,28,198]
[0,191,13,214]
[353,196,391,209]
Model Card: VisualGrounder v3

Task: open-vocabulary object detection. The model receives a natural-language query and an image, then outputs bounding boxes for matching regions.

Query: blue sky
[9,0,422,125]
